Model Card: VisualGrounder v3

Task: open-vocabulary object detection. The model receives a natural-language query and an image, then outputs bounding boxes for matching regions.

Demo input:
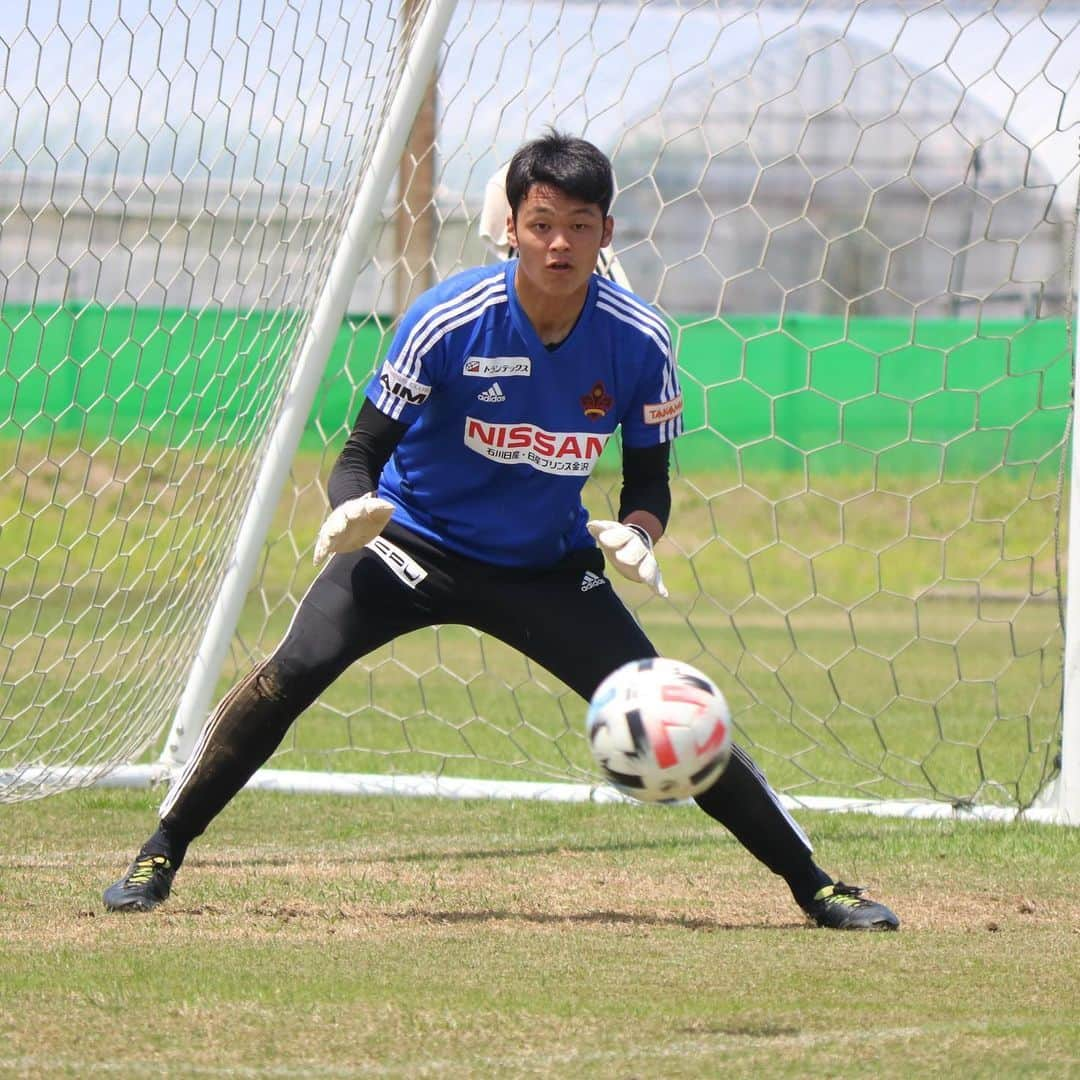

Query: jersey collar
[505,259,598,358]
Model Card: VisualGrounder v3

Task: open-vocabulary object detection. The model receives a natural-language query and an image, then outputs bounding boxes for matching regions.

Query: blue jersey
[366,260,683,567]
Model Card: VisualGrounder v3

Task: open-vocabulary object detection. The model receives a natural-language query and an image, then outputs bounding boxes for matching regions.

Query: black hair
[505,130,614,220]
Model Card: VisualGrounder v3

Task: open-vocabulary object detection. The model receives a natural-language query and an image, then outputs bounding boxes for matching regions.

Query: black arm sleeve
[327,398,410,509]
[618,442,672,530]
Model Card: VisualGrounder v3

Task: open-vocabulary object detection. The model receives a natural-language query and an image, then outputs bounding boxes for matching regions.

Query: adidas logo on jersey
[477,382,505,403]
[580,571,605,592]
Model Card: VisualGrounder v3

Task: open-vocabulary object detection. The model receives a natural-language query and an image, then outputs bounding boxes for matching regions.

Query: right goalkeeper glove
[586,519,669,598]
[313,492,395,566]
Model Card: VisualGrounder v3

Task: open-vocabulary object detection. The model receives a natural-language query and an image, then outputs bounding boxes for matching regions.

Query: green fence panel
[2,305,1070,474]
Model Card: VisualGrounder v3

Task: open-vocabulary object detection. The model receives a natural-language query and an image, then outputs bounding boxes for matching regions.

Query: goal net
[2,0,1078,822]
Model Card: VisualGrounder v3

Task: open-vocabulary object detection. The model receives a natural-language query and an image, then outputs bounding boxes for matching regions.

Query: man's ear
[505,211,517,251]
[602,215,614,249]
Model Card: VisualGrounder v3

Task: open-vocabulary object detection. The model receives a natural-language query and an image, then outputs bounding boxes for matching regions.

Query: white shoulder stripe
[662,411,684,443]
[393,272,507,382]
[595,295,682,442]
[596,298,673,364]
[596,280,669,338]
[376,288,509,419]
[398,282,507,381]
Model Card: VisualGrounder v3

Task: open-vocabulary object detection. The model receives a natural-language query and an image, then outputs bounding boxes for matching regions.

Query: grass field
[2,437,1069,815]
[1,438,1068,797]
[1,787,1078,1078]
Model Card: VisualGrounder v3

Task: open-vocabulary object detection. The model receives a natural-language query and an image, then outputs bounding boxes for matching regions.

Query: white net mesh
[3,0,1079,812]
[0,0,427,798]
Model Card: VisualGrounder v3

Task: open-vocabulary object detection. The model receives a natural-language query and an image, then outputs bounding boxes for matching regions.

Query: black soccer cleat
[803,882,899,931]
[103,854,176,912]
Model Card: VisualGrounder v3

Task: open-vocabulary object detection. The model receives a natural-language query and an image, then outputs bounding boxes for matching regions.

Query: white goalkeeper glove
[586,519,668,598]
[313,492,395,566]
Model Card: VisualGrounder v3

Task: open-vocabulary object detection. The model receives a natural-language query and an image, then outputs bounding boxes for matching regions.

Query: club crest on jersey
[464,418,610,475]
[643,394,683,425]
[378,362,431,405]
[581,381,613,419]
[463,356,531,377]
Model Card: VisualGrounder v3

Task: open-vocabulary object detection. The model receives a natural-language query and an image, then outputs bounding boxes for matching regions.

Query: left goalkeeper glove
[313,492,395,566]
[586,519,668,598]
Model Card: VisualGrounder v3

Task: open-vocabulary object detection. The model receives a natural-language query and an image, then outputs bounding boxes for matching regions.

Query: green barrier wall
[1,303,1071,473]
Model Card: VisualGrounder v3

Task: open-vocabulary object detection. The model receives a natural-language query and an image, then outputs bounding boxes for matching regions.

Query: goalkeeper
[103,131,898,931]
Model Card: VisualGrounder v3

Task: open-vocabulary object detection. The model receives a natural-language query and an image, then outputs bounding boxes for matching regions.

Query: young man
[104,132,898,931]
[478,159,631,287]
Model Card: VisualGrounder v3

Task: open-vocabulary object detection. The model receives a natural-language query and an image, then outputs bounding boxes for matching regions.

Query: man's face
[506,183,614,300]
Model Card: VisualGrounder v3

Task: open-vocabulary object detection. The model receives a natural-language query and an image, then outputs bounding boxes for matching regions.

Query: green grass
[1,788,1078,1078]
[0,441,1068,810]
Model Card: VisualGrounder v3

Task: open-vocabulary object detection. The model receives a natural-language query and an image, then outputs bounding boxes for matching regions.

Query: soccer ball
[585,657,732,803]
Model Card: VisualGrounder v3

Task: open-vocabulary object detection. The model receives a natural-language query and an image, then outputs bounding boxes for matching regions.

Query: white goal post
[1,0,1078,825]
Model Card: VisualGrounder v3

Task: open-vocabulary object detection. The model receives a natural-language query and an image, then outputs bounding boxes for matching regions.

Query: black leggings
[160,522,817,886]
